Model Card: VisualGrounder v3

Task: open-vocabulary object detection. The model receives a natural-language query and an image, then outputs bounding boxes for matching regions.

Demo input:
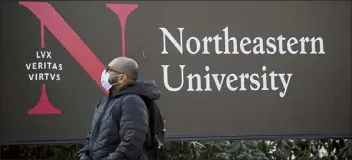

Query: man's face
[105,65,127,86]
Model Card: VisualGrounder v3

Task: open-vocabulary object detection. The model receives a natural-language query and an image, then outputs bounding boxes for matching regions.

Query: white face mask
[101,70,112,91]
[101,70,123,91]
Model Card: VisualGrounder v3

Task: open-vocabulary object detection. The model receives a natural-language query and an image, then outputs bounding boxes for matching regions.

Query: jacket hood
[113,80,161,100]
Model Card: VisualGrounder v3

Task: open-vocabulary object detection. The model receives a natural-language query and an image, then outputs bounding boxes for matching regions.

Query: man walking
[77,57,163,160]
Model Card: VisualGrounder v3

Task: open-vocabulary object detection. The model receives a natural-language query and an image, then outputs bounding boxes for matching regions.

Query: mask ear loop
[109,74,124,86]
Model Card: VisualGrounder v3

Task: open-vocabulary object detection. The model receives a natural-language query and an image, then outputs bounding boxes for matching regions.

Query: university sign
[0,1,351,144]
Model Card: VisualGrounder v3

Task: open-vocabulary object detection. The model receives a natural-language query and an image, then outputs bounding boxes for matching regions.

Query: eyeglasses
[105,66,123,75]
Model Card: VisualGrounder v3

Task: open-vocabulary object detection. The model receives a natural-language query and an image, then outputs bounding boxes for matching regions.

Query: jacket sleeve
[77,131,91,160]
[107,95,149,160]
[77,98,104,160]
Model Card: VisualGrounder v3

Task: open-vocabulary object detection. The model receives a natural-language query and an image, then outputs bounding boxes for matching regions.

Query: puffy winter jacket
[77,80,161,160]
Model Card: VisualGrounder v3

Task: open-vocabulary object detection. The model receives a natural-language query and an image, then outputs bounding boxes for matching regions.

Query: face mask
[101,70,123,91]
[101,70,112,91]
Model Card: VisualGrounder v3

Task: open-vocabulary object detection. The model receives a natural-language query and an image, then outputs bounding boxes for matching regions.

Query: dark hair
[130,71,138,81]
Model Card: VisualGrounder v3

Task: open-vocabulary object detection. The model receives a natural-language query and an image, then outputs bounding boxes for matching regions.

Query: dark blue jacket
[78,80,161,160]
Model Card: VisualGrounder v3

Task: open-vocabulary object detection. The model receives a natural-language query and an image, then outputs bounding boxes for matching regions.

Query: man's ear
[119,74,128,83]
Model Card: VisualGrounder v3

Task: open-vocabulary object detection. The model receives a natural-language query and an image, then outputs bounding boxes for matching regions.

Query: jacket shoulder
[121,94,144,104]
